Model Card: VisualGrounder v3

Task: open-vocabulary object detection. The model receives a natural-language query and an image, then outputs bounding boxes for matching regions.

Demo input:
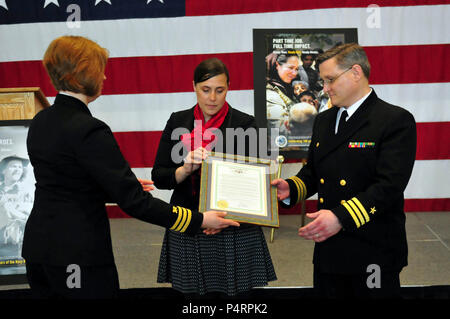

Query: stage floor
[1,213,449,295]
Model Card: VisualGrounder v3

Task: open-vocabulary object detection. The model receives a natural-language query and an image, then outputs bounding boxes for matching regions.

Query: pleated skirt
[157,225,277,296]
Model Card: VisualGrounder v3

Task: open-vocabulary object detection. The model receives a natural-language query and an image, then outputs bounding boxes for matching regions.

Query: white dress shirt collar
[335,88,372,134]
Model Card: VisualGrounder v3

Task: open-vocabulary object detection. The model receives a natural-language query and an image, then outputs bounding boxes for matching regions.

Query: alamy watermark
[366,264,381,289]
[66,264,81,289]
[66,4,81,29]
[170,121,281,173]
[366,4,381,29]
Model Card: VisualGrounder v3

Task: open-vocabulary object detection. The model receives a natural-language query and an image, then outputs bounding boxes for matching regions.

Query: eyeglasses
[322,67,352,86]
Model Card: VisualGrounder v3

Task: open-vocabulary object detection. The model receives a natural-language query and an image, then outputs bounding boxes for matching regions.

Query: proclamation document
[210,161,267,216]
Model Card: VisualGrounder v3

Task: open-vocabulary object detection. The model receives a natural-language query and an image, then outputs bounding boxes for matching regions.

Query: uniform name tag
[348,142,375,148]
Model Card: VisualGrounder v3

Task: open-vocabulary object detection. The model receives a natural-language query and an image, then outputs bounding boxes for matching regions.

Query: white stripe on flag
[84,90,253,132]
[65,82,450,133]
[131,167,173,203]
[278,160,450,200]
[1,5,449,62]
[406,160,450,199]
[131,160,450,202]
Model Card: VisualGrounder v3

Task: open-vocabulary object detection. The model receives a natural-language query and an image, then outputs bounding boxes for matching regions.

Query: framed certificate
[199,152,280,228]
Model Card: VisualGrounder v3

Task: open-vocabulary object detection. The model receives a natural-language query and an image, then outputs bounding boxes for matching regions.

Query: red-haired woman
[22,36,238,299]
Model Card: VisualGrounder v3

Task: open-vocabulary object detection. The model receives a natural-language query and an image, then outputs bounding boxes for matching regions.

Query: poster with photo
[0,120,34,283]
[253,29,358,159]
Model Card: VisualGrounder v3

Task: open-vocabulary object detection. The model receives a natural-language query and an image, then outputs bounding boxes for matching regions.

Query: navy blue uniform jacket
[284,90,416,274]
[22,94,203,266]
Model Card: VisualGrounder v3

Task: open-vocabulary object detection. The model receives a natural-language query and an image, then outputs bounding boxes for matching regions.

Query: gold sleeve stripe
[287,177,301,204]
[351,197,370,223]
[342,201,361,228]
[175,207,188,232]
[290,176,306,203]
[347,199,366,226]
[180,209,192,233]
[291,177,302,204]
[170,206,183,231]
[297,177,307,200]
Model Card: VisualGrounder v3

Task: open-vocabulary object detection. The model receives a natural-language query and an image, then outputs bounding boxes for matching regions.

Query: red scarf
[181,102,229,151]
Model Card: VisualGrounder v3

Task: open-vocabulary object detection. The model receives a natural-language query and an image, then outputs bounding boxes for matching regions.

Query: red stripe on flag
[416,122,450,160]
[186,0,449,16]
[113,131,162,168]
[103,52,253,95]
[114,121,450,168]
[106,205,130,218]
[0,60,56,96]
[366,44,450,85]
[0,52,252,97]
[1,45,448,97]
[404,198,450,212]
[106,198,450,218]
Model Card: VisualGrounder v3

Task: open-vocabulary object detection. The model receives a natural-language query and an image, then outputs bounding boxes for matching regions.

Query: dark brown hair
[193,58,229,84]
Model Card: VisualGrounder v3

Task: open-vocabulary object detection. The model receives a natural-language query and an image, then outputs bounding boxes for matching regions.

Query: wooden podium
[0,87,50,120]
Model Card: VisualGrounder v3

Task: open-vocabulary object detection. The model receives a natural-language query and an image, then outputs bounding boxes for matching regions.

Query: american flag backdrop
[0,0,449,217]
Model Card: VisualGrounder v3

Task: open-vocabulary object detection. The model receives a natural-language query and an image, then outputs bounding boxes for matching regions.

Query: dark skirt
[157,225,277,296]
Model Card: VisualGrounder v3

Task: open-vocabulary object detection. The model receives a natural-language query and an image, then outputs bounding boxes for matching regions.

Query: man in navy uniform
[272,43,417,298]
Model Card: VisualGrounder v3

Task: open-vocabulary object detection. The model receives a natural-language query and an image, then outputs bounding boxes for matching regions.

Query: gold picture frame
[199,152,282,228]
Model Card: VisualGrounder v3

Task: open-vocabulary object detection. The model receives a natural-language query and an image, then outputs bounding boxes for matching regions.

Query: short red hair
[43,36,109,97]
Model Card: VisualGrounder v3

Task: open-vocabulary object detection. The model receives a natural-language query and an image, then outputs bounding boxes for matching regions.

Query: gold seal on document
[216,200,229,209]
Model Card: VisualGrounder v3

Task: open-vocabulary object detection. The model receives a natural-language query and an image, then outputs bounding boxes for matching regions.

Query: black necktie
[338,110,348,133]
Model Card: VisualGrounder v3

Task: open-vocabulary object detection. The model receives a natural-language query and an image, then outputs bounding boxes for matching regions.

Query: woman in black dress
[152,58,276,297]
